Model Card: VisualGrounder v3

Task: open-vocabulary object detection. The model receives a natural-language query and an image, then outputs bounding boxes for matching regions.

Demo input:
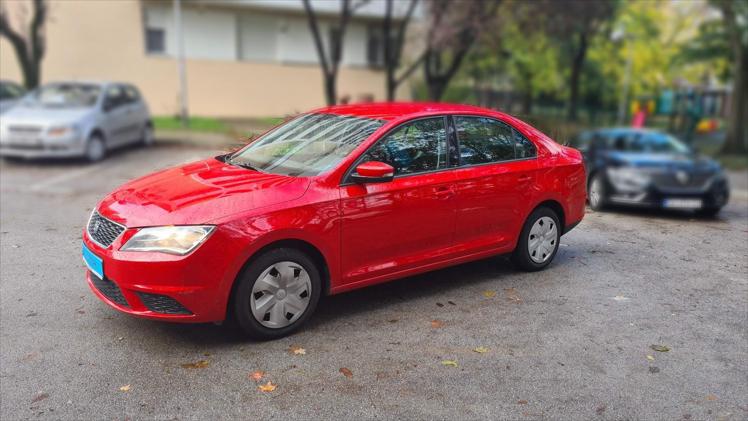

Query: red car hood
[97,158,311,227]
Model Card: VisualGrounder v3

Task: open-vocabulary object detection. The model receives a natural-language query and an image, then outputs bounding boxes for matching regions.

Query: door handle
[517,175,533,183]
[434,186,454,198]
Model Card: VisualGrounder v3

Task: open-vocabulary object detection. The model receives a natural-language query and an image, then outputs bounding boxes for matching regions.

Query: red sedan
[82,103,586,338]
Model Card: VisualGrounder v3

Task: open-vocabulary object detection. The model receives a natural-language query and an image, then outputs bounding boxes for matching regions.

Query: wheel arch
[532,199,566,234]
[224,238,332,320]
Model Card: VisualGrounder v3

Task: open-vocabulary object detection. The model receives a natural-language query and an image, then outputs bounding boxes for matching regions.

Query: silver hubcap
[589,178,601,207]
[528,216,557,263]
[250,261,311,329]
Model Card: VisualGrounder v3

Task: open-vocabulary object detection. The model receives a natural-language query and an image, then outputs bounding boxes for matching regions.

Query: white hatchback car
[0,81,153,162]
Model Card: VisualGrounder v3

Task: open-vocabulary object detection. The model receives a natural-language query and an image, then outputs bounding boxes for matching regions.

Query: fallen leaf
[436,302,444,307]
[119,385,131,392]
[706,394,718,401]
[650,344,670,352]
[505,288,523,303]
[518,400,528,405]
[596,405,607,415]
[249,370,265,382]
[257,381,277,392]
[447,301,456,306]
[646,355,655,361]
[339,367,353,378]
[31,392,49,403]
[612,295,630,301]
[482,290,497,298]
[473,346,489,354]
[181,360,209,369]
[289,345,306,355]
[441,360,458,367]
[431,319,445,328]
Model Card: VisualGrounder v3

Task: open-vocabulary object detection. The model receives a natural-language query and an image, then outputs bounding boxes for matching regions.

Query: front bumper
[0,135,86,159]
[82,226,237,323]
[608,176,729,210]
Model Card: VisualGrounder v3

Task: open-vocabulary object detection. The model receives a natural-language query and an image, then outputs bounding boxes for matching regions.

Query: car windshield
[229,113,385,176]
[0,82,25,100]
[609,132,690,154]
[26,83,101,108]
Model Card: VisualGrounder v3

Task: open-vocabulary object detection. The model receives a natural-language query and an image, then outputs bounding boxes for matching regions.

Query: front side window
[359,117,447,176]
[514,131,537,159]
[455,116,514,165]
[229,113,384,177]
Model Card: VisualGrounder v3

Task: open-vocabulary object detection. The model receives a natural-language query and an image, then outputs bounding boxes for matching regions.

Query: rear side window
[514,130,536,158]
[454,116,515,165]
[360,117,447,176]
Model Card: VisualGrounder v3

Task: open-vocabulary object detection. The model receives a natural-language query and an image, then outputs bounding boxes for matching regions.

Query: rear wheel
[588,173,607,211]
[512,207,561,272]
[141,124,154,147]
[233,248,321,340]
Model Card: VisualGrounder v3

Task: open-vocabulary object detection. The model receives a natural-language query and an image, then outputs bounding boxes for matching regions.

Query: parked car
[0,81,153,162]
[570,128,729,216]
[0,80,26,114]
[82,102,587,339]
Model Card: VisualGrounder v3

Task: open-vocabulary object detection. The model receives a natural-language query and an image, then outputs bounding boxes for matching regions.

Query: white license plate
[663,198,703,209]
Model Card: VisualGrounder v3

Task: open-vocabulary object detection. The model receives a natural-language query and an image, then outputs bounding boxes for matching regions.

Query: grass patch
[152,116,229,133]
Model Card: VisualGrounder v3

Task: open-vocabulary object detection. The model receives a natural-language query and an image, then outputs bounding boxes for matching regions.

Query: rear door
[101,85,131,147]
[122,85,148,144]
[339,116,457,286]
[450,116,538,253]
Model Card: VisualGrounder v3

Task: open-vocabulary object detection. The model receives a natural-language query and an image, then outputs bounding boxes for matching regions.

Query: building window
[146,28,165,54]
[367,26,384,68]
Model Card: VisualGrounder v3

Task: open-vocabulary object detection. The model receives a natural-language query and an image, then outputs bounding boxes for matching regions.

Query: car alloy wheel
[528,216,557,263]
[588,174,606,210]
[250,261,312,328]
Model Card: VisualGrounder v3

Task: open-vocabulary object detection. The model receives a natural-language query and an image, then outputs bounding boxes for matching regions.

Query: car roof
[311,102,503,121]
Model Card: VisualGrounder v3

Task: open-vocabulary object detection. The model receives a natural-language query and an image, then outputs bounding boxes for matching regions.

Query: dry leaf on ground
[119,385,131,392]
[518,400,528,405]
[339,367,353,378]
[650,344,670,352]
[289,345,306,355]
[181,360,209,369]
[482,290,497,298]
[646,355,655,361]
[441,360,458,367]
[473,346,489,354]
[505,288,523,303]
[431,319,445,328]
[257,381,277,392]
[706,394,718,401]
[249,371,265,382]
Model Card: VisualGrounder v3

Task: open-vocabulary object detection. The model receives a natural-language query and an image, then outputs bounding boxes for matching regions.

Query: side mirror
[351,161,394,184]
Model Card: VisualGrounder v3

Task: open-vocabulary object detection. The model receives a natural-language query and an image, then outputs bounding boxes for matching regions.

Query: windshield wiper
[228,159,262,172]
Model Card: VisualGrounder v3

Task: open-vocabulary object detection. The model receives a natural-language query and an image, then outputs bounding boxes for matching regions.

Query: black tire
[141,124,155,147]
[588,173,607,211]
[232,248,322,340]
[511,206,561,272]
[696,207,721,218]
[85,134,106,163]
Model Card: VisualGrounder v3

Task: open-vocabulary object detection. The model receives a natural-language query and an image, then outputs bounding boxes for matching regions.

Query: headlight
[47,124,79,137]
[606,167,651,192]
[120,226,215,255]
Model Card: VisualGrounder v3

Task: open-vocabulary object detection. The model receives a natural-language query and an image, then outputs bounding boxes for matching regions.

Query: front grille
[652,173,712,192]
[8,125,43,134]
[137,292,192,315]
[87,211,125,248]
[90,273,129,307]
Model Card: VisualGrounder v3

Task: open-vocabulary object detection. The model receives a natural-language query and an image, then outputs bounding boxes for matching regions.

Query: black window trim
[340,115,452,186]
[450,114,538,169]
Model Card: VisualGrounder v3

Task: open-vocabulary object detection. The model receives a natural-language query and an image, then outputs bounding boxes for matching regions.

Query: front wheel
[512,207,561,272]
[588,173,607,211]
[233,248,321,340]
[85,134,106,163]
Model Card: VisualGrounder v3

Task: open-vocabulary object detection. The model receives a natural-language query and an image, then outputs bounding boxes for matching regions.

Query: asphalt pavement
[1,143,746,420]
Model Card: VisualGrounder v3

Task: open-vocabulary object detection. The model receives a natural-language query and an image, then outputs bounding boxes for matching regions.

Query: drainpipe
[174,0,189,127]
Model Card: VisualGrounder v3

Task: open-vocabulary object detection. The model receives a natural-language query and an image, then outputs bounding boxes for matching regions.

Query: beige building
[0,0,413,118]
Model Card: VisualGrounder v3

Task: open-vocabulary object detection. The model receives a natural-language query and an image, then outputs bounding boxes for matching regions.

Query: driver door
[339,116,457,288]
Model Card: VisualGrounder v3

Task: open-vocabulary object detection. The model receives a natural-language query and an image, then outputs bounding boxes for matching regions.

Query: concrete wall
[0,0,406,118]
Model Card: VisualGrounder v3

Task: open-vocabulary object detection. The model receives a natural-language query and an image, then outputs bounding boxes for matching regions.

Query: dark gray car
[0,81,153,162]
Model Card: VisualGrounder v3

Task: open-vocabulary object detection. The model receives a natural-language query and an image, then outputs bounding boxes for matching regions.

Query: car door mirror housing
[351,161,395,184]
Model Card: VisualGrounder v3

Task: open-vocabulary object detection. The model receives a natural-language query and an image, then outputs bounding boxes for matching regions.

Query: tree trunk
[721,45,748,154]
[522,89,533,115]
[568,32,588,122]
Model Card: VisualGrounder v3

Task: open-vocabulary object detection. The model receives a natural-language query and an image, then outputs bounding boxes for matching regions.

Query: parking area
[1,143,747,420]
